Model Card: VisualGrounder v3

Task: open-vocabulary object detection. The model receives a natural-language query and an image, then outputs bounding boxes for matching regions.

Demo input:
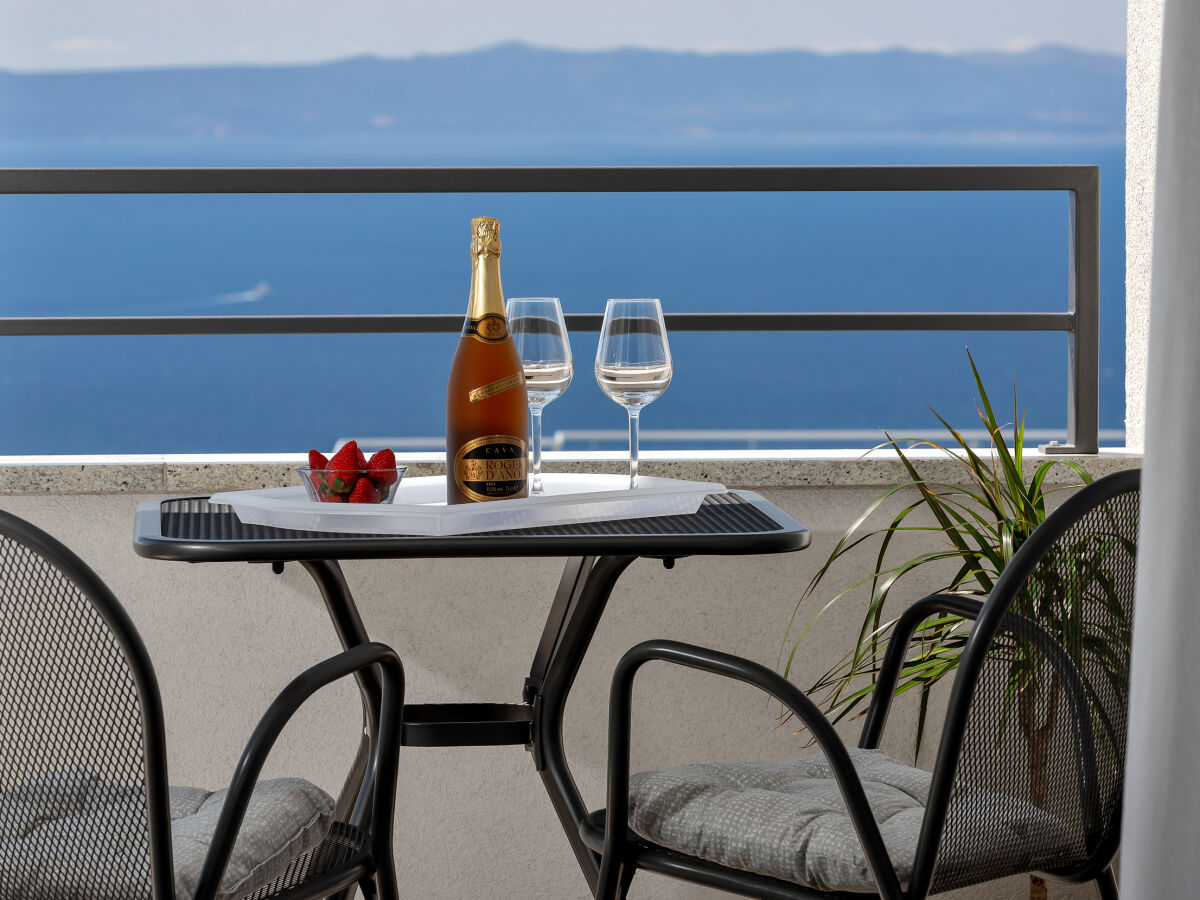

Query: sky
[0,0,1126,72]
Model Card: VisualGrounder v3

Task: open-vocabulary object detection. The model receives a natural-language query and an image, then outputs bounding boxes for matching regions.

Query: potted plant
[781,353,1129,900]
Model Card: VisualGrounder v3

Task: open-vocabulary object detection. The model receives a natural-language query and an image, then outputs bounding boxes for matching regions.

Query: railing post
[1043,172,1100,454]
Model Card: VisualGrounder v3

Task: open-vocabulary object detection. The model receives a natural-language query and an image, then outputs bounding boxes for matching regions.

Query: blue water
[0,135,1125,454]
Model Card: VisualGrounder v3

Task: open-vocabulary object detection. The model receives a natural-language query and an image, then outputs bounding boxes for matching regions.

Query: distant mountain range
[0,42,1124,141]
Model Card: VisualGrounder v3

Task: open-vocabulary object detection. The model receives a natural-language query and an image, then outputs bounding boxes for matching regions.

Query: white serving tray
[209,473,727,537]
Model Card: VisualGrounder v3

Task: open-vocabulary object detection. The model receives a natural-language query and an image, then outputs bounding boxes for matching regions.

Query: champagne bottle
[446,217,530,504]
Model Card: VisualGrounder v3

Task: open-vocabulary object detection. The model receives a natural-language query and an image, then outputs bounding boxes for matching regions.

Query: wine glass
[594,299,672,489]
[507,298,573,495]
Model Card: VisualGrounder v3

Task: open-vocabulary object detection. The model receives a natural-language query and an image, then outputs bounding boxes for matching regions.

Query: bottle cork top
[470,217,502,259]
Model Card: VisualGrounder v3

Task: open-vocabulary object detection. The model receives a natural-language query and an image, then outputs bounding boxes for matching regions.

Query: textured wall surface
[0,466,1134,899]
[1125,0,1166,450]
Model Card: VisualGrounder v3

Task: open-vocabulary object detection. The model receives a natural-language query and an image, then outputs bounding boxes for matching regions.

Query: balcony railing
[0,165,1101,453]
[344,429,1127,454]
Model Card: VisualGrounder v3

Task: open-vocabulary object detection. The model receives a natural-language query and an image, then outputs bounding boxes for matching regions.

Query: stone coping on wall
[0,449,1143,495]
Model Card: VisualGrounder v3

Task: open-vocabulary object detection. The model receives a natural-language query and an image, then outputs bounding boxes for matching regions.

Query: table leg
[525,556,596,707]
[298,559,380,900]
[530,555,637,895]
[299,559,382,713]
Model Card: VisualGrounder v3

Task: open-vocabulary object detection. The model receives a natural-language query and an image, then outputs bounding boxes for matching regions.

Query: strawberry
[326,441,363,493]
[308,471,326,494]
[319,489,346,503]
[348,477,381,504]
[356,444,368,470]
[367,448,398,486]
[308,449,329,470]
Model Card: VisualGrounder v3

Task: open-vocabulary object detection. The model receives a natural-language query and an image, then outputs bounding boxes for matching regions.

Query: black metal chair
[584,468,1139,900]
[0,507,404,900]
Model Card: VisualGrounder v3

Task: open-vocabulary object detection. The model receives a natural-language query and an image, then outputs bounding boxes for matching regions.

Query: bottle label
[465,314,509,343]
[453,435,528,501]
[469,372,525,403]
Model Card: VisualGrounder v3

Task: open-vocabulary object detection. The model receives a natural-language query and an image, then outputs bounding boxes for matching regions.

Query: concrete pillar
[1121,0,1200,895]
[1124,0,1165,451]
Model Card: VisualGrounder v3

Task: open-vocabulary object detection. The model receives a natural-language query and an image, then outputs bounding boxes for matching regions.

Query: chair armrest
[905,603,1100,898]
[857,593,1096,813]
[858,593,984,750]
[191,642,404,900]
[596,639,904,900]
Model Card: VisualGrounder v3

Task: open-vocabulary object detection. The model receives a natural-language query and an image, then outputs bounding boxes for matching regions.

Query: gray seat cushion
[0,770,334,900]
[170,777,335,900]
[627,747,1072,893]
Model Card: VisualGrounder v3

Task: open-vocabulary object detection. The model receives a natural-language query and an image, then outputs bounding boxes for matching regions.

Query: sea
[0,134,1125,455]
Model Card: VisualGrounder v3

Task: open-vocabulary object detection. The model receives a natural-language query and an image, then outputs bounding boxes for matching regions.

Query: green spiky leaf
[780,351,1101,762]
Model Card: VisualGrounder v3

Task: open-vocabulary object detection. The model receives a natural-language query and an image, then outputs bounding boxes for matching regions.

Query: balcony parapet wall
[0,450,1143,495]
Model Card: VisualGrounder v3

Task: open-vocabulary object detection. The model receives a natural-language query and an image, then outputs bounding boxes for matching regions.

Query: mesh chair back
[0,510,172,900]
[927,471,1139,894]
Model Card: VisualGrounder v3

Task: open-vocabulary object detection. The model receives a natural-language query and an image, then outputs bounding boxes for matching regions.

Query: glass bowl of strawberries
[298,441,407,504]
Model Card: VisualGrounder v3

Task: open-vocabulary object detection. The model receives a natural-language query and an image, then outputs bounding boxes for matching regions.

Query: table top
[133,490,809,562]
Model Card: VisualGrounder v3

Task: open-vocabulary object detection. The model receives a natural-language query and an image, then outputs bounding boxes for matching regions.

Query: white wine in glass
[507,298,573,495]
[594,299,672,489]
[522,362,574,404]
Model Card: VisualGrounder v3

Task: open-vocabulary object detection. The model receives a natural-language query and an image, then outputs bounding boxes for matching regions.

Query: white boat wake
[210,281,270,305]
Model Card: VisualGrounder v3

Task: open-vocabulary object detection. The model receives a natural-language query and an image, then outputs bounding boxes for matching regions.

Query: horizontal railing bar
[543,428,1128,442]
[346,427,1128,451]
[0,165,1099,196]
[0,311,1074,337]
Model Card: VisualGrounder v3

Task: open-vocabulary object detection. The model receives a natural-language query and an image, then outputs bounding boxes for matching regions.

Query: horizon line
[0,38,1125,77]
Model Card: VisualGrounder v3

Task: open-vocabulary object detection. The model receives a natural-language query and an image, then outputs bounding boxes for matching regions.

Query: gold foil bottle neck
[470,217,502,259]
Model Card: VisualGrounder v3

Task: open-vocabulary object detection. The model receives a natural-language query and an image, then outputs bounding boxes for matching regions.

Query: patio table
[133,488,809,895]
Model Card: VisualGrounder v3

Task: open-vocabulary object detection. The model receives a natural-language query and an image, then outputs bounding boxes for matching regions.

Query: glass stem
[530,406,544,495]
[628,408,640,489]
